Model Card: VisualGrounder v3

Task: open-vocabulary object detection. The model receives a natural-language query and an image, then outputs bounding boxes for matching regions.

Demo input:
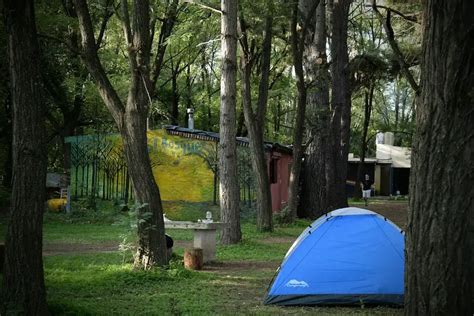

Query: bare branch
[367,4,419,24]
[372,0,420,94]
[151,0,179,90]
[96,0,115,49]
[182,0,221,14]
[73,0,125,122]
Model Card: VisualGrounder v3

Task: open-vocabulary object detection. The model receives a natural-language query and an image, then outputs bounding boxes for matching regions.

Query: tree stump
[184,248,203,270]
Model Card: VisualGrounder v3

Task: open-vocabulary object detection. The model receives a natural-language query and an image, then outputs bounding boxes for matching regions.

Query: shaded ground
[40,200,407,257]
[43,240,194,256]
[204,260,280,273]
[1,200,407,315]
[43,241,119,256]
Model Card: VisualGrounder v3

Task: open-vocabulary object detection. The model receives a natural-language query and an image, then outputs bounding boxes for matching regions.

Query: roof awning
[376,144,411,168]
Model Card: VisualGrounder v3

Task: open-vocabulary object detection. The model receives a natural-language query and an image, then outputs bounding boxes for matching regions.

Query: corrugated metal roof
[164,125,293,154]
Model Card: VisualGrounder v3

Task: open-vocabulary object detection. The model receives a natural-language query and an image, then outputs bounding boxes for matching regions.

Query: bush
[273,204,294,225]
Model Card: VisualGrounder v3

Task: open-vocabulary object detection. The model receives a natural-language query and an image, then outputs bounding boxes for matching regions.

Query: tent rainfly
[264,207,404,306]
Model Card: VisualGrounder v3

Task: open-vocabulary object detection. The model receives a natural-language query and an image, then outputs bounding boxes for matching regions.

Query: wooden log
[184,248,203,270]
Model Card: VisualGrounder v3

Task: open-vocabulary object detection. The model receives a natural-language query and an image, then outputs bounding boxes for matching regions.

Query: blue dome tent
[264,207,404,306]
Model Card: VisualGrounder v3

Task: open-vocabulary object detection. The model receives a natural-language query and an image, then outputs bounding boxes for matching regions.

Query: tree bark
[287,0,321,220]
[326,0,351,211]
[74,0,168,267]
[405,0,474,314]
[299,0,330,218]
[219,0,241,244]
[183,248,203,270]
[171,66,180,125]
[239,12,274,232]
[2,0,49,313]
[354,84,374,199]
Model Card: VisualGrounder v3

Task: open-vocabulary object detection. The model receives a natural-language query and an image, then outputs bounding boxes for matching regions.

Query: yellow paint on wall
[147,130,215,202]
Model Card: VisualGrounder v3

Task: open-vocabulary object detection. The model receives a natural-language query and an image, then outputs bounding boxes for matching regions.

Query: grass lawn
[0,199,406,315]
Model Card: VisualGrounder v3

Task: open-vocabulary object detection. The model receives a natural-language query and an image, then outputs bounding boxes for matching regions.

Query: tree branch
[372,0,420,94]
[299,0,322,50]
[256,13,273,125]
[73,0,125,124]
[182,0,221,14]
[151,0,179,90]
[368,4,419,24]
[96,0,115,49]
[120,0,138,72]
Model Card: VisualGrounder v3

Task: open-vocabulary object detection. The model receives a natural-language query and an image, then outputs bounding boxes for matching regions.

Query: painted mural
[65,129,253,203]
[147,130,215,201]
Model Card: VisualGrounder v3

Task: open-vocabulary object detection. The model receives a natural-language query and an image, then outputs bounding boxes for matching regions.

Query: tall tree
[405,0,473,314]
[287,0,320,219]
[219,0,241,244]
[299,0,330,218]
[238,5,274,232]
[2,0,49,313]
[353,83,375,198]
[326,0,351,210]
[73,0,168,267]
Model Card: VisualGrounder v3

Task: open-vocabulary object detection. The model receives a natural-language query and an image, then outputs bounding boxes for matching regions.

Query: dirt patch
[364,202,408,230]
[39,201,407,256]
[203,260,279,273]
[43,240,193,256]
[43,241,119,256]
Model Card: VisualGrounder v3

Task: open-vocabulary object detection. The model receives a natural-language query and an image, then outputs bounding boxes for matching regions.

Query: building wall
[66,130,217,202]
[147,130,215,202]
[66,129,291,211]
[269,152,292,213]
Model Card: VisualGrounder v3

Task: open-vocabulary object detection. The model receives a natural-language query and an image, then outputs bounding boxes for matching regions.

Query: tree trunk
[171,70,179,125]
[405,0,473,314]
[219,0,241,244]
[183,248,203,270]
[239,13,274,232]
[326,0,351,210]
[74,0,168,267]
[299,0,330,218]
[1,125,12,188]
[287,0,321,219]
[354,84,374,199]
[2,0,49,313]
[121,109,167,267]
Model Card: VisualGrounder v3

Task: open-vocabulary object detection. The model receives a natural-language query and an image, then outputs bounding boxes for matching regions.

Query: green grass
[0,199,405,315]
[44,253,217,315]
[43,252,402,315]
[43,222,125,244]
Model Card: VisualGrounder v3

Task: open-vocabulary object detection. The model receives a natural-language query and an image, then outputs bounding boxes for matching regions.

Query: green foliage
[45,199,126,224]
[272,204,294,225]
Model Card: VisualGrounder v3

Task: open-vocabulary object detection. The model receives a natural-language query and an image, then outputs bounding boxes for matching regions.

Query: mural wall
[65,129,254,203]
[147,130,215,201]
